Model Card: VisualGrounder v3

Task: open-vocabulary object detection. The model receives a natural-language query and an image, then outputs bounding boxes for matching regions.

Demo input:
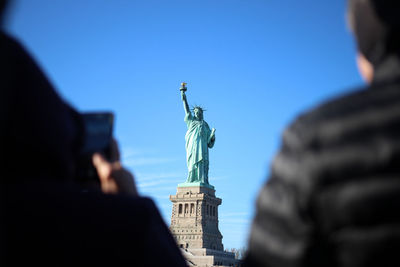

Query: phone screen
[81,113,114,157]
[76,112,114,185]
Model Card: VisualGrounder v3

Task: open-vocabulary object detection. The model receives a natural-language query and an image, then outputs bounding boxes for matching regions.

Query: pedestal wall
[170,186,223,250]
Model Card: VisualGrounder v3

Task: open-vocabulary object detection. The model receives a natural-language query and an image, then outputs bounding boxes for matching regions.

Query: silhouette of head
[348,0,400,66]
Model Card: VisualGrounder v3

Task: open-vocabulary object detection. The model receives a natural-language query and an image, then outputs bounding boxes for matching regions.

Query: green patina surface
[177,182,215,189]
[179,87,216,188]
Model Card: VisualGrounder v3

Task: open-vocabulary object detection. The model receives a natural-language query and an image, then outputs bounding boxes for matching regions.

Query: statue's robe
[184,113,214,184]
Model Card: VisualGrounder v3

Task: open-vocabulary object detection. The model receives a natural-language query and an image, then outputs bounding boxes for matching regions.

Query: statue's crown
[191,105,206,112]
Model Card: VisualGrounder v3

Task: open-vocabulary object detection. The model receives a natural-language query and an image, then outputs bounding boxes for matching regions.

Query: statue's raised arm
[182,91,190,116]
[180,82,191,116]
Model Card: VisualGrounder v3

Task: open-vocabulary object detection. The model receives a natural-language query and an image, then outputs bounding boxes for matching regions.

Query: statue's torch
[180,82,187,92]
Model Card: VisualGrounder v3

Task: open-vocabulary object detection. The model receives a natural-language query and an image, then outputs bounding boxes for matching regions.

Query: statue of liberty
[180,83,216,187]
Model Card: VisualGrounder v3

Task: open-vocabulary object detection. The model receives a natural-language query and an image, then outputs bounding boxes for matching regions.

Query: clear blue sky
[5,0,363,249]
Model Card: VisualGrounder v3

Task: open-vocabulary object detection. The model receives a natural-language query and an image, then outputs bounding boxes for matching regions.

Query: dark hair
[348,0,400,66]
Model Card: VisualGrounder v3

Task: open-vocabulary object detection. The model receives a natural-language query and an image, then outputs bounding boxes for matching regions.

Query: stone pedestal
[180,248,238,267]
[170,185,239,266]
[169,186,223,250]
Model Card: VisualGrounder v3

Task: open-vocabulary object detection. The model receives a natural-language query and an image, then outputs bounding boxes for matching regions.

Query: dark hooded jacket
[245,1,400,266]
[0,20,187,267]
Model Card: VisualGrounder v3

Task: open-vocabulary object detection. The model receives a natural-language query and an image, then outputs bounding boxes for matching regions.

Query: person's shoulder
[283,81,400,151]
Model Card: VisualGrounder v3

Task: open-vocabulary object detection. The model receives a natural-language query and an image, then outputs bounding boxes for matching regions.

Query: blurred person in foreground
[245,1,400,267]
[0,1,187,266]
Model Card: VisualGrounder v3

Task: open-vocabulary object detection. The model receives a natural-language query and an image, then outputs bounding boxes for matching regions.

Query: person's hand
[92,140,138,196]
[181,91,186,101]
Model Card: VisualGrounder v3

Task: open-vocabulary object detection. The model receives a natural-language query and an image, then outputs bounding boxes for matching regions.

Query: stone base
[180,248,239,267]
[178,181,215,189]
[170,184,237,265]
[175,185,216,196]
[170,185,223,251]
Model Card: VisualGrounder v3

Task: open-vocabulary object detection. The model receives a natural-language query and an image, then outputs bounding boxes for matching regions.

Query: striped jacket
[246,76,400,267]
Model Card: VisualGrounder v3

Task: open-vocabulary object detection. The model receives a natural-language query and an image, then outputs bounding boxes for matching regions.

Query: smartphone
[76,112,114,185]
